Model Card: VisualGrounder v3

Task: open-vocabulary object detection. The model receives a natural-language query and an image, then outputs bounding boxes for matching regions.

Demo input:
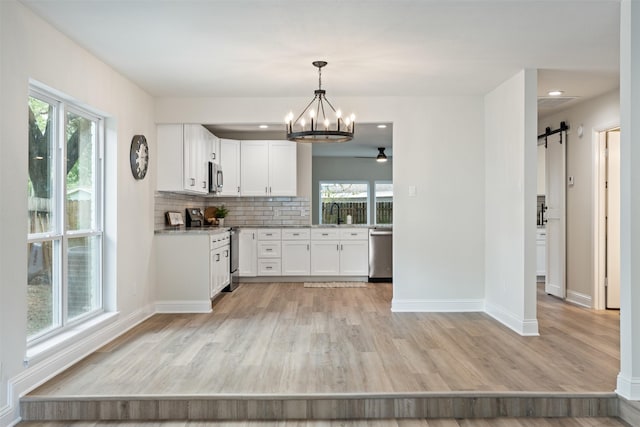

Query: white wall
[312,157,393,224]
[0,1,156,423]
[539,90,619,307]
[484,70,539,336]
[155,96,486,309]
[617,0,640,400]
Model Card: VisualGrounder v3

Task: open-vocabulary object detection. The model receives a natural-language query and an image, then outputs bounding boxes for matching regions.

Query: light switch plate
[408,185,417,197]
[568,176,574,186]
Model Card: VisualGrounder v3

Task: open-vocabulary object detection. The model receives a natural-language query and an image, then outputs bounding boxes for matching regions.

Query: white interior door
[606,129,621,309]
[545,133,566,299]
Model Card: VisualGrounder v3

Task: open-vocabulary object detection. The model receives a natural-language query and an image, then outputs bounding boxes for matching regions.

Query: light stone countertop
[154,224,392,234]
[154,226,231,235]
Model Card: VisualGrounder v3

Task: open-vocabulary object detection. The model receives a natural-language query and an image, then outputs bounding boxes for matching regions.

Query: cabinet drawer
[311,228,340,240]
[258,259,281,275]
[339,228,368,240]
[258,241,281,258]
[282,228,310,240]
[258,229,281,240]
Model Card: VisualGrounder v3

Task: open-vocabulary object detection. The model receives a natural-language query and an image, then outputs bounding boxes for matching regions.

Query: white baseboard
[155,300,212,313]
[485,302,539,336]
[617,374,640,400]
[566,290,593,308]
[0,304,154,427]
[391,298,484,312]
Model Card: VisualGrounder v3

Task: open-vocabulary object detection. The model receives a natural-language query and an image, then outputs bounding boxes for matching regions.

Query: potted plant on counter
[215,204,228,226]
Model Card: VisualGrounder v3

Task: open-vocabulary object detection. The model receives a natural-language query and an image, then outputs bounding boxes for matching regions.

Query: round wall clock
[130,134,149,180]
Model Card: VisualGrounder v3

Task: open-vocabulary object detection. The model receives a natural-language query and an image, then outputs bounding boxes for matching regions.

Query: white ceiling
[21,0,621,156]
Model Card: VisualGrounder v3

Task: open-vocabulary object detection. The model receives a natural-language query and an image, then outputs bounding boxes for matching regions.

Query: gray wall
[312,156,393,224]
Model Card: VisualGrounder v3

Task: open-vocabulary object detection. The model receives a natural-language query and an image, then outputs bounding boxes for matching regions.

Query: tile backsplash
[155,192,311,229]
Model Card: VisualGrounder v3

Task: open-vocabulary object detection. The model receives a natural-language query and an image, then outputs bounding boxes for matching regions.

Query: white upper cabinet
[240,140,297,197]
[219,139,241,196]
[157,124,213,195]
[268,141,297,196]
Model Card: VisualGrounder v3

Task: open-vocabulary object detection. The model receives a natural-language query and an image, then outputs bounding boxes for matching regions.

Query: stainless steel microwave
[208,162,223,194]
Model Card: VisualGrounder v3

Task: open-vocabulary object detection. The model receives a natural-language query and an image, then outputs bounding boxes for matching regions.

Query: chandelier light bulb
[324,118,330,129]
[300,118,306,130]
[336,110,342,118]
[309,109,315,118]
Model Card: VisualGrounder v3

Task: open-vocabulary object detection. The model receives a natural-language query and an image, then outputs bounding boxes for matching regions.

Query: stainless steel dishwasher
[368,228,392,281]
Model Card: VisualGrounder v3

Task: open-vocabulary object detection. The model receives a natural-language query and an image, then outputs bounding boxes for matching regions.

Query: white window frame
[27,86,105,345]
[318,180,370,225]
[374,180,393,225]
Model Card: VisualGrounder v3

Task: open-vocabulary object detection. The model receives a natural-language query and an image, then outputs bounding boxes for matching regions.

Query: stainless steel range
[223,227,239,292]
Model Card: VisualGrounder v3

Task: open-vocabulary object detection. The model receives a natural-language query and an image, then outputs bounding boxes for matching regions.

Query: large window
[374,181,393,224]
[27,88,104,343]
[319,182,369,224]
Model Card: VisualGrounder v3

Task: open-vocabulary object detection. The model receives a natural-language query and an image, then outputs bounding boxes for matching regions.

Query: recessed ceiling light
[259,124,269,129]
[548,90,564,96]
[377,124,387,129]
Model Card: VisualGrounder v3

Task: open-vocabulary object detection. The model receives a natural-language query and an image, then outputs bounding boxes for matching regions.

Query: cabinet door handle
[224,250,229,257]
[269,186,272,194]
[211,153,216,160]
[265,187,268,194]
[341,244,344,250]
[266,266,273,270]
[322,233,329,236]
[307,244,309,251]
[191,178,195,186]
[351,233,357,236]
[216,254,220,261]
[293,233,299,236]
[202,181,207,188]
[237,186,240,194]
[252,233,255,240]
[266,248,273,252]
[337,244,339,251]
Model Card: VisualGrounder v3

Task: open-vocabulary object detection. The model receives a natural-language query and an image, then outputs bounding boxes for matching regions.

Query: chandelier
[285,61,355,143]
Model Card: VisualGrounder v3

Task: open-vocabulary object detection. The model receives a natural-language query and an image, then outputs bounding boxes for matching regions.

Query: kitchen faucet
[329,202,342,225]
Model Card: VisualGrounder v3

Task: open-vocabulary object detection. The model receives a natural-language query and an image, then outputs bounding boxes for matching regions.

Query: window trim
[27,86,105,346]
[374,180,393,225]
[318,180,370,225]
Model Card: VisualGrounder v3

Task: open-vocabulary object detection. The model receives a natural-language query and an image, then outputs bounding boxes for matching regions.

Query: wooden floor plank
[27,283,620,397]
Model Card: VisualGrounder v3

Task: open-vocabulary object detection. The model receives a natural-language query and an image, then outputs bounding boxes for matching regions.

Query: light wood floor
[17,417,629,426]
[28,282,620,397]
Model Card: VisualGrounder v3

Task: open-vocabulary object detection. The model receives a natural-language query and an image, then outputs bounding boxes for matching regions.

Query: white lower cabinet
[239,229,257,277]
[339,240,369,275]
[311,228,368,276]
[310,240,340,275]
[155,232,228,313]
[257,228,282,275]
[210,233,231,297]
[282,228,311,276]
[238,227,368,278]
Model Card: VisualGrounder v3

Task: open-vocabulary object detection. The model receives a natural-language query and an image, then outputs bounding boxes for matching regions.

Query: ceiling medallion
[285,61,355,143]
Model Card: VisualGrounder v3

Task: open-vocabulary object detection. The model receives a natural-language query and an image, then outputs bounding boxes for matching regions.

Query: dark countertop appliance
[185,208,204,227]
